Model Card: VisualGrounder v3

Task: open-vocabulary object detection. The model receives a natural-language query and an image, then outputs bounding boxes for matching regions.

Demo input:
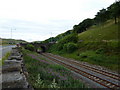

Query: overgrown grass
[48,20,119,72]
[51,50,119,72]
[0,52,11,66]
[78,19,118,41]
[22,49,86,88]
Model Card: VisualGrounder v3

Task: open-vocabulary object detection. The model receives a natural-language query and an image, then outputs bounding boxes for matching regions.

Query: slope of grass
[49,19,119,72]
[53,50,119,71]
[1,38,27,45]
[77,19,119,53]
[78,20,118,41]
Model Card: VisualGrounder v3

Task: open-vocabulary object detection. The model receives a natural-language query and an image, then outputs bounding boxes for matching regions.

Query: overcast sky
[0,0,115,42]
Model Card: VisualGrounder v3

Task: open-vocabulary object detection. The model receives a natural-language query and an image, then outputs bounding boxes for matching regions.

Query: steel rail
[46,53,120,81]
[41,53,120,89]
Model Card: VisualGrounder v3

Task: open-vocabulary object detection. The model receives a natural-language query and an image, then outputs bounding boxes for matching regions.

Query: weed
[34,74,45,88]
[51,50,119,71]
[49,78,60,88]
[0,52,11,65]
[95,48,105,54]
[22,49,86,88]
[25,44,35,51]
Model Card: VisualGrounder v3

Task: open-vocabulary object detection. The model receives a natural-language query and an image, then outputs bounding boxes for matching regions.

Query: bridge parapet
[20,42,55,52]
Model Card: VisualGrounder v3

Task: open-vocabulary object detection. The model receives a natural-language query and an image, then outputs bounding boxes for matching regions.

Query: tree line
[73,1,120,33]
[41,1,120,43]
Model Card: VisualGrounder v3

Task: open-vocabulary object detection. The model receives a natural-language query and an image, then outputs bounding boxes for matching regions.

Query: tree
[80,18,94,30]
[107,1,120,24]
[73,25,81,33]
[94,8,108,24]
[73,18,94,33]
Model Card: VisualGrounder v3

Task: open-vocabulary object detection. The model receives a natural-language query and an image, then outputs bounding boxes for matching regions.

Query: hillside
[33,1,120,71]
[77,19,119,52]
[48,19,119,72]
[0,38,27,45]
[78,20,118,41]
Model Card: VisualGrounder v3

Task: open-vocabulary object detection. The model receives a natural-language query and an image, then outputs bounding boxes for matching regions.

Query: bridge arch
[20,42,55,53]
[40,45,46,52]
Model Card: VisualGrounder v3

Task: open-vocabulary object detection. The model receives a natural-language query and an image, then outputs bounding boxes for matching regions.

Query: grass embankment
[0,52,11,66]
[53,50,119,71]
[49,20,119,72]
[78,20,118,41]
[1,38,27,45]
[22,49,86,88]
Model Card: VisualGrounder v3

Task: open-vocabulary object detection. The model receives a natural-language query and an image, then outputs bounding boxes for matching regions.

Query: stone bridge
[20,42,55,52]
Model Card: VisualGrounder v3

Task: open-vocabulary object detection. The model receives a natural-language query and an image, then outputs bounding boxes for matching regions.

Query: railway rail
[41,53,120,89]
[47,53,120,80]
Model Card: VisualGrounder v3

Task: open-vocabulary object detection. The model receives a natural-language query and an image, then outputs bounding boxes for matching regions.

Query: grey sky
[0,0,115,42]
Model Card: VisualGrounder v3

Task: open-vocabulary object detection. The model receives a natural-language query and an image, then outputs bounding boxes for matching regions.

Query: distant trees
[73,18,94,33]
[73,1,120,34]
[58,33,78,44]
[94,8,108,24]
[41,37,55,44]
[25,44,35,51]
[55,33,78,51]
[41,30,73,44]
[94,1,120,24]
[42,1,120,45]
[107,1,120,24]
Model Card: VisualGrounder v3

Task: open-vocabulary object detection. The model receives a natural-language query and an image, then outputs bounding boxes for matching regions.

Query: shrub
[63,44,67,51]
[48,34,78,52]
[25,44,34,51]
[66,43,77,53]
[58,33,78,44]
[108,40,118,48]
[96,48,105,54]
[79,53,88,58]
[57,43,63,50]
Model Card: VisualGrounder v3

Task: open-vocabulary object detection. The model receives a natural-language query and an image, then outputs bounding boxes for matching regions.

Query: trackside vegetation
[24,44,35,51]
[0,52,11,66]
[41,1,120,44]
[22,3,119,89]
[48,19,119,71]
[45,2,120,72]
[22,49,87,88]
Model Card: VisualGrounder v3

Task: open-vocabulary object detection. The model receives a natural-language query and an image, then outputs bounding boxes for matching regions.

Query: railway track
[47,53,120,80]
[41,53,120,89]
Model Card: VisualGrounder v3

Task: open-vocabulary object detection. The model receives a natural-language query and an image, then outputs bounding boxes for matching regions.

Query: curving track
[41,53,120,89]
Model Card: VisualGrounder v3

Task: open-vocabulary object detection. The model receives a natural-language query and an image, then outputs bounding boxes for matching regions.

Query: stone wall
[1,47,33,89]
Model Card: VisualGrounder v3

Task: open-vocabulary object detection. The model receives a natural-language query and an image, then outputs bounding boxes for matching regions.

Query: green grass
[0,52,11,66]
[0,38,27,45]
[51,50,119,71]
[22,49,86,88]
[49,19,119,72]
[78,50,119,71]
[78,20,118,41]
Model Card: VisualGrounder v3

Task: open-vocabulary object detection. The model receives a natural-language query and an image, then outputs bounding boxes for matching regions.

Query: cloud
[0,0,115,42]
[0,19,77,41]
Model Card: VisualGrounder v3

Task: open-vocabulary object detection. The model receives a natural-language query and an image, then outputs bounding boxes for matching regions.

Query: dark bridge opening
[41,46,46,52]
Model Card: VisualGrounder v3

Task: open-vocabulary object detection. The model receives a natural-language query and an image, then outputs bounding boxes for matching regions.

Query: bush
[63,44,67,51]
[58,33,78,44]
[48,34,78,53]
[96,48,105,54]
[64,43,77,53]
[107,40,118,48]
[25,44,34,51]
[79,53,88,58]
[57,43,63,51]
